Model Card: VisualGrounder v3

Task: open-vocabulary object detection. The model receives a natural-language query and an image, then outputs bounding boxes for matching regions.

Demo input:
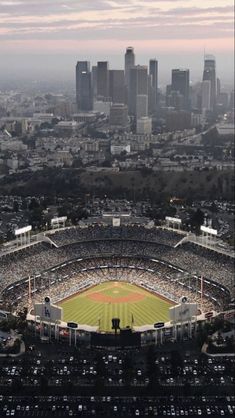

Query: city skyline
[0,0,234,85]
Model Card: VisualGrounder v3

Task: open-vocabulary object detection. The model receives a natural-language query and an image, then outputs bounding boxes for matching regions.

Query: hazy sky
[0,0,234,85]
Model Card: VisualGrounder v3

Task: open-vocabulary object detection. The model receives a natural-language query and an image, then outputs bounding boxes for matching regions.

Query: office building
[97,61,109,100]
[92,66,98,98]
[201,80,211,112]
[217,78,221,99]
[229,90,235,110]
[149,59,158,114]
[109,104,129,129]
[93,100,112,116]
[129,65,148,116]
[76,61,92,111]
[79,71,93,111]
[217,92,229,110]
[166,110,191,131]
[136,117,152,134]
[166,90,185,110]
[203,55,216,111]
[136,95,148,119]
[125,47,135,87]
[109,70,125,104]
[171,69,190,109]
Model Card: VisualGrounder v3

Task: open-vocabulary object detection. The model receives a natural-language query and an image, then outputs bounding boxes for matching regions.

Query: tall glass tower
[125,47,135,87]
[203,55,216,111]
[149,59,158,114]
[171,69,190,110]
[76,61,92,110]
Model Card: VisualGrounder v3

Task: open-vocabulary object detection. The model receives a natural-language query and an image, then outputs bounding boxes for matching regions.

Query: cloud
[164,5,234,16]
[0,1,23,4]
[61,5,74,11]
[0,0,233,53]
[0,0,127,15]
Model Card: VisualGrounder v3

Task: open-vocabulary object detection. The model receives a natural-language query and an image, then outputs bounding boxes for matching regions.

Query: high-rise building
[201,80,211,112]
[125,47,135,106]
[217,78,221,99]
[93,100,112,116]
[125,47,135,87]
[166,90,185,110]
[171,69,190,109]
[76,61,92,110]
[229,90,235,110]
[136,95,148,119]
[109,104,129,129]
[97,61,109,100]
[109,70,125,104]
[166,110,191,131]
[129,65,148,116]
[203,55,216,111]
[136,117,152,134]
[79,71,93,111]
[92,66,97,98]
[149,59,158,114]
[217,92,228,110]
[190,82,202,110]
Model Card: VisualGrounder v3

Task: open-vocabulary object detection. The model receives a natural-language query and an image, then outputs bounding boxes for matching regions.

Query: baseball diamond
[59,281,173,332]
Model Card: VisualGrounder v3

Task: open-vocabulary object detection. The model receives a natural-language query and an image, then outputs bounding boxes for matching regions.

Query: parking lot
[0,394,234,417]
[0,338,234,417]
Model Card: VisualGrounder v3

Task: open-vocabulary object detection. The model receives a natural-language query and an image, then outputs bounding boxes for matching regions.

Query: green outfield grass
[59,281,173,332]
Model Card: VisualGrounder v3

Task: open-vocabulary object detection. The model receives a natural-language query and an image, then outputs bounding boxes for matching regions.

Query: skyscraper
[229,90,235,110]
[79,71,93,111]
[76,61,91,110]
[125,47,135,106]
[201,80,211,112]
[125,47,135,87]
[149,59,158,114]
[109,104,129,129]
[136,95,148,119]
[203,55,216,111]
[97,61,109,100]
[92,66,97,98]
[171,69,190,109]
[109,70,125,104]
[129,65,148,116]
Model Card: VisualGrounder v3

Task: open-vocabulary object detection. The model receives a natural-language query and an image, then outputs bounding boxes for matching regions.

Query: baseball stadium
[59,281,173,332]
[0,219,234,345]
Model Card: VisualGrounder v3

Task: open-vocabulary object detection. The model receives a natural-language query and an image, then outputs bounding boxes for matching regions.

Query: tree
[17,307,28,331]
[189,208,204,233]
[28,207,44,229]
[28,198,40,210]
[13,200,19,212]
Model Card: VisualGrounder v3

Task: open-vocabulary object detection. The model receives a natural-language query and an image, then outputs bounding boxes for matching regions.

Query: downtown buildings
[75,48,228,135]
[75,48,157,133]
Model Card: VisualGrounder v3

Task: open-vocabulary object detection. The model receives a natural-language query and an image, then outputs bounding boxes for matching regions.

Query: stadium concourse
[0,224,233,321]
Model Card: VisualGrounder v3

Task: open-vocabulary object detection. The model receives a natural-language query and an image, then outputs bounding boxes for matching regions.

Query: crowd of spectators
[0,243,67,294]
[0,227,233,313]
[3,256,220,315]
[162,243,234,296]
[49,225,183,248]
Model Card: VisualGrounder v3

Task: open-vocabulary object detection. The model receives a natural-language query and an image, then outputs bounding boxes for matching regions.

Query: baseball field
[59,281,173,332]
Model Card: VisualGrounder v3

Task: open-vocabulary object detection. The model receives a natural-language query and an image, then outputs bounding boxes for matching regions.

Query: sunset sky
[0,0,234,83]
